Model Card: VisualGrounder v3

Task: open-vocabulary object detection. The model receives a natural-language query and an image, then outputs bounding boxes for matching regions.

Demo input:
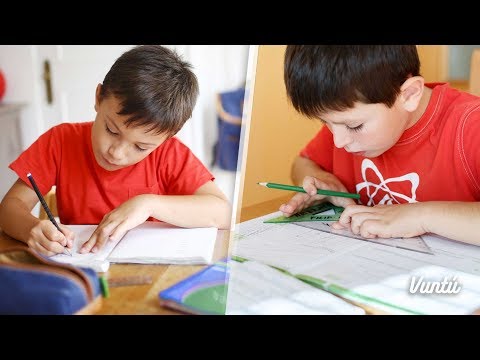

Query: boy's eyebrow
[106,115,122,132]
[323,118,361,125]
[106,115,159,147]
[137,141,157,147]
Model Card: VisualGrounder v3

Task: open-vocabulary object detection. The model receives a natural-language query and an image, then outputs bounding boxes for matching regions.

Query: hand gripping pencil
[257,182,360,199]
[27,173,72,256]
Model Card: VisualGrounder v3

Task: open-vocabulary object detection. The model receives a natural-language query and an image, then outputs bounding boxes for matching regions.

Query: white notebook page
[51,222,218,269]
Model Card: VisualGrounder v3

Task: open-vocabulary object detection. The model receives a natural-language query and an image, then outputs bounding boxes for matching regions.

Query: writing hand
[279,175,356,216]
[27,221,75,256]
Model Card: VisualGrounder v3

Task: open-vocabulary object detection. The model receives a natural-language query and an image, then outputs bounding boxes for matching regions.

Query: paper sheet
[107,222,217,265]
[233,212,480,314]
[51,222,218,270]
[265,205,432,254]
[51,225,116,272]
[226,260,365,315]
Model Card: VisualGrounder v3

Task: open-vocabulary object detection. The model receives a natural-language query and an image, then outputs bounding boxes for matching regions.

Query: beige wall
[470,49,480,96]
[417,45,449,82]
[238,46,322,211]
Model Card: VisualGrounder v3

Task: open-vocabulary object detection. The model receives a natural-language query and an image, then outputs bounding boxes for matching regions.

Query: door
[36,45,134,130]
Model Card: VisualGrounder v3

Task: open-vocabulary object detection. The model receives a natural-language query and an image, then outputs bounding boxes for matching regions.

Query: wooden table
[0,228,229,315]
[240,195,291,223]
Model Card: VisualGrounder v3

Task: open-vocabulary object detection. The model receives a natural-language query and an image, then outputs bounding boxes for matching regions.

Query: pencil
[257,182,360,199]
[26,173,72,256]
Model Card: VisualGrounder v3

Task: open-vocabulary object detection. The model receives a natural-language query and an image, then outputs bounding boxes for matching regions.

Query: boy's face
[91,91,168,171]
[319,98,412,158]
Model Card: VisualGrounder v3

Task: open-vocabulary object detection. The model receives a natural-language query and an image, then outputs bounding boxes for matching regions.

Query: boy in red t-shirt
[0,45,231,256]
[281,45,480,245]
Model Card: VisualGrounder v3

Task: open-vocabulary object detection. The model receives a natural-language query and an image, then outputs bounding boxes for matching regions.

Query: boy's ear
[400,76,424,112]
[94,83,102,112]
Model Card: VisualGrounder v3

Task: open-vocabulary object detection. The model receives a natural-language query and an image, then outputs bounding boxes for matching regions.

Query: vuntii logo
[409,276,462,294]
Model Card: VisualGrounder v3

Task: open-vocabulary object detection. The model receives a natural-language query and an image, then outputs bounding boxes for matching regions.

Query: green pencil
[257,182,360,199]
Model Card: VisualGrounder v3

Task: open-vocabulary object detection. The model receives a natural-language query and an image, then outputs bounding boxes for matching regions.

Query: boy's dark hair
[100,45,199,137]
[284,45,420,118]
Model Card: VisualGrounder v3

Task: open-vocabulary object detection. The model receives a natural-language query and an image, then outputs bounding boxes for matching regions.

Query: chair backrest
[38,188,58,220]
[470,49,480,96]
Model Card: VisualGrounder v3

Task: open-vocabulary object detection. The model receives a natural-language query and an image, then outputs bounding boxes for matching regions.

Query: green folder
[264,202,345,223]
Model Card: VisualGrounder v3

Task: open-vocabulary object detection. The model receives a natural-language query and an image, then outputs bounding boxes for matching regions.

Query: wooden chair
[38,187,58,220]
[470,49,480,96]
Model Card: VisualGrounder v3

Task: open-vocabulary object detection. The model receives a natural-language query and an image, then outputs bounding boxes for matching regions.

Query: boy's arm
[0,179,74,255]
[280,156,356,216]
[421,202,480,245]
[0,179,41,241]
[148,180,231,229]
[80,181,231,253]
[336,201,480,245]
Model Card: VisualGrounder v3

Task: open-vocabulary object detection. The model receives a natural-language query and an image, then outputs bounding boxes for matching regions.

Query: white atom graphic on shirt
[356,159,419,206]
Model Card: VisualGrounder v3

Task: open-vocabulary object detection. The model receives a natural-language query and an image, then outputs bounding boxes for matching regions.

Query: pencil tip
[27,172,31,177]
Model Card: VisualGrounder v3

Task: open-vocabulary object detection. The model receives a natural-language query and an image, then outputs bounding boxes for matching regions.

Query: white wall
[0,45,249,168]
[0,45,42,149]
[176,45,249,166]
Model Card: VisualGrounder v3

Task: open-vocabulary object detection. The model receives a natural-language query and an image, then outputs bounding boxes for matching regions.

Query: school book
[51,221,218,272]
[158,258,229,315]
[233,211,480,315]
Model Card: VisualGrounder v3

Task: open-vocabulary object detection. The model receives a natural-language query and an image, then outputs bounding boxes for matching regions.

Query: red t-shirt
[10,122,214,224]
[300,83,480,205]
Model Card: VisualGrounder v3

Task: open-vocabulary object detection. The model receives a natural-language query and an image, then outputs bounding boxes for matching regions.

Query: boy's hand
[279,175,356,216]
[332,203,426,238]
[27,221,75,256]
[80,195,152,254]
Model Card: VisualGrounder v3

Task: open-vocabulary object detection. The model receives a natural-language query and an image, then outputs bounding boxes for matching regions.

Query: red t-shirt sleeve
[9,125,61,195]
[162,139,215,195]
[461,108,480,194]
[299,126,334,173]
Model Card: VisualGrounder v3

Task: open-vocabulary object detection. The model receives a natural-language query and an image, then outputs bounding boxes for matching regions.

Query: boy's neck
[407,86,433,130]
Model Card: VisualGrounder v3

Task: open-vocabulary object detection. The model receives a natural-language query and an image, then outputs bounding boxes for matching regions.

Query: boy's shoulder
[49,121,93,136]
[431,83,480,118]
[159,136,191,153]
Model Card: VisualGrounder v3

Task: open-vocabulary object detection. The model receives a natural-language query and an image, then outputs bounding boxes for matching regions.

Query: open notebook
[51,222,218,272]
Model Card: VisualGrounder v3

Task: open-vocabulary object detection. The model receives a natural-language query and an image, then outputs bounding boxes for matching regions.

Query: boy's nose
[108,143,127,161]
[332,129,352,149]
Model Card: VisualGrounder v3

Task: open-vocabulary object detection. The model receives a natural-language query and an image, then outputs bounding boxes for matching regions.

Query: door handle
[43,60,53,104]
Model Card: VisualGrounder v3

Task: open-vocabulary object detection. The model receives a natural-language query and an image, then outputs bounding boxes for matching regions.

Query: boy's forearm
[419,201,480,245]
[291,156,335,185]
[0,198,39,243]
[144,194,232,229]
